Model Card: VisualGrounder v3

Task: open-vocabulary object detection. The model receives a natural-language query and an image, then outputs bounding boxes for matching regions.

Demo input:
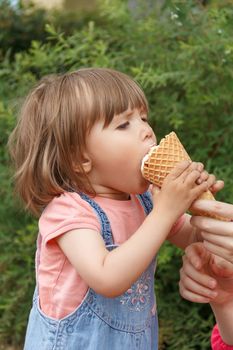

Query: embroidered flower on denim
[120,271,151,311]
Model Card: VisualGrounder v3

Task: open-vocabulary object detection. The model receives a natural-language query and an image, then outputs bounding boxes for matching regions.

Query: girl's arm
[167,213,203,250]
[58,161,208,298]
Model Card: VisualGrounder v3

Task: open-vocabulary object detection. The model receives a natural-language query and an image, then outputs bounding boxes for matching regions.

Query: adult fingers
[179,269,217,302]
[202,231,233,249]
[182,255,217,288]
[184,243,208,269]
[191,200,233,221]
[209,255,233,278]
[179,280,213,303]
[203,240,233,265]
[191,215,233,236]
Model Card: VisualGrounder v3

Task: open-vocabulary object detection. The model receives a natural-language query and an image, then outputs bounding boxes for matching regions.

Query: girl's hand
[179,243,233,305]
[209,180,225,194]
[154,161,209,221]
[190,200,233,264]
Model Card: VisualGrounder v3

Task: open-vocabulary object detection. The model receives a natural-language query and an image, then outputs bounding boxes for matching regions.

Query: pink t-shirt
[211,325,233,350]
[37,192,185,319]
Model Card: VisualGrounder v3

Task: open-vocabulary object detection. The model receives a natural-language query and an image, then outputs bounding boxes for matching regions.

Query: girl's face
[85,108,157,199]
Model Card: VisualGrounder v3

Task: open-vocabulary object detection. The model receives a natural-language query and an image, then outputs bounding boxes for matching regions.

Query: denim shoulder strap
[79,192,152,245]
[79,193,114,246]
[137,191,153,215]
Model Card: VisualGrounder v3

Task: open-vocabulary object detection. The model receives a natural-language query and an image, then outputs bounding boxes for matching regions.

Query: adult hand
[179,241,233,348]
[190,200,233,264]
[179,243,233,305]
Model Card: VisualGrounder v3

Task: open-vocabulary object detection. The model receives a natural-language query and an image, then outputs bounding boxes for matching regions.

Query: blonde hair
[8,68,148,216]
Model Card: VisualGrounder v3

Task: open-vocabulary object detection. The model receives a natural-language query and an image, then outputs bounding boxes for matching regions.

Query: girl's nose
[141,122,154,141]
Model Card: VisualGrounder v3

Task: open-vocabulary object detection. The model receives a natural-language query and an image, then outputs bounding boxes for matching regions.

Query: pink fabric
[37,192,185,319]
[211,324,233,350]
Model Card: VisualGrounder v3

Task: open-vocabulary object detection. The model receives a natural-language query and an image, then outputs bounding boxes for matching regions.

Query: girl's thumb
[151,185,161,197]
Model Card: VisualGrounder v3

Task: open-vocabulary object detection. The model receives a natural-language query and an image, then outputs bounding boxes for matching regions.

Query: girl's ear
[82,151,92,173]
[73,153,92,174]
[82,156,92,173]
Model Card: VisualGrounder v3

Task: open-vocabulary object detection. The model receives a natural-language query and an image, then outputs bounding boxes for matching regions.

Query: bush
[0,0,233,347]
[0,0,48,61]
[0,0,104,61]
[0,100,37,346]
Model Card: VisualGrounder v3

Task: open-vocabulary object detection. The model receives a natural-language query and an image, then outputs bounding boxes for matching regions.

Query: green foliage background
[0,0,233,348]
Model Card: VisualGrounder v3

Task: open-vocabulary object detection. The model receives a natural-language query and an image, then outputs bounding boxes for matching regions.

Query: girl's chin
[136,181,151,194]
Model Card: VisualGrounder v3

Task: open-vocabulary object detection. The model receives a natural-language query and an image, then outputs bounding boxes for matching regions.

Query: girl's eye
[141,117,148,123]
[117,121,130,130]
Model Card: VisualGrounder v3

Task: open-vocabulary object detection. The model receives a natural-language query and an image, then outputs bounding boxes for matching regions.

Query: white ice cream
[141,145,159,174]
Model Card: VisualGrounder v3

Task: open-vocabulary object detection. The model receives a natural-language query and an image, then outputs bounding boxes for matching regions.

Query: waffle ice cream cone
[141,131,225,220]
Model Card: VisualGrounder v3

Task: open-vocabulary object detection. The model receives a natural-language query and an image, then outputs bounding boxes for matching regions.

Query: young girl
[8,68,218,350]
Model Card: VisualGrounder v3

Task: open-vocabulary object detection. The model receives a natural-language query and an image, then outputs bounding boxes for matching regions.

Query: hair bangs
[75,68,148,130]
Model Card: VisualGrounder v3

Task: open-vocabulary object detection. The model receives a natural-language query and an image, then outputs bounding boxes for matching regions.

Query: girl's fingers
[191,200,233,221]
[169,161,197,182]
[195,162,204,183]
[179,162,202,183]
[209,180,224,194]
[196,170,208,184]
[168,160,191,179]
[151,185,160,201]
[184,170,204,186]
[205,174,216,188]
[191,181,209,198]
[196,162,204,172]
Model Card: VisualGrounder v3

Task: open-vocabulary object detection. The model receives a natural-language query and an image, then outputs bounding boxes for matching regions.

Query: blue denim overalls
[24,192,158,350]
